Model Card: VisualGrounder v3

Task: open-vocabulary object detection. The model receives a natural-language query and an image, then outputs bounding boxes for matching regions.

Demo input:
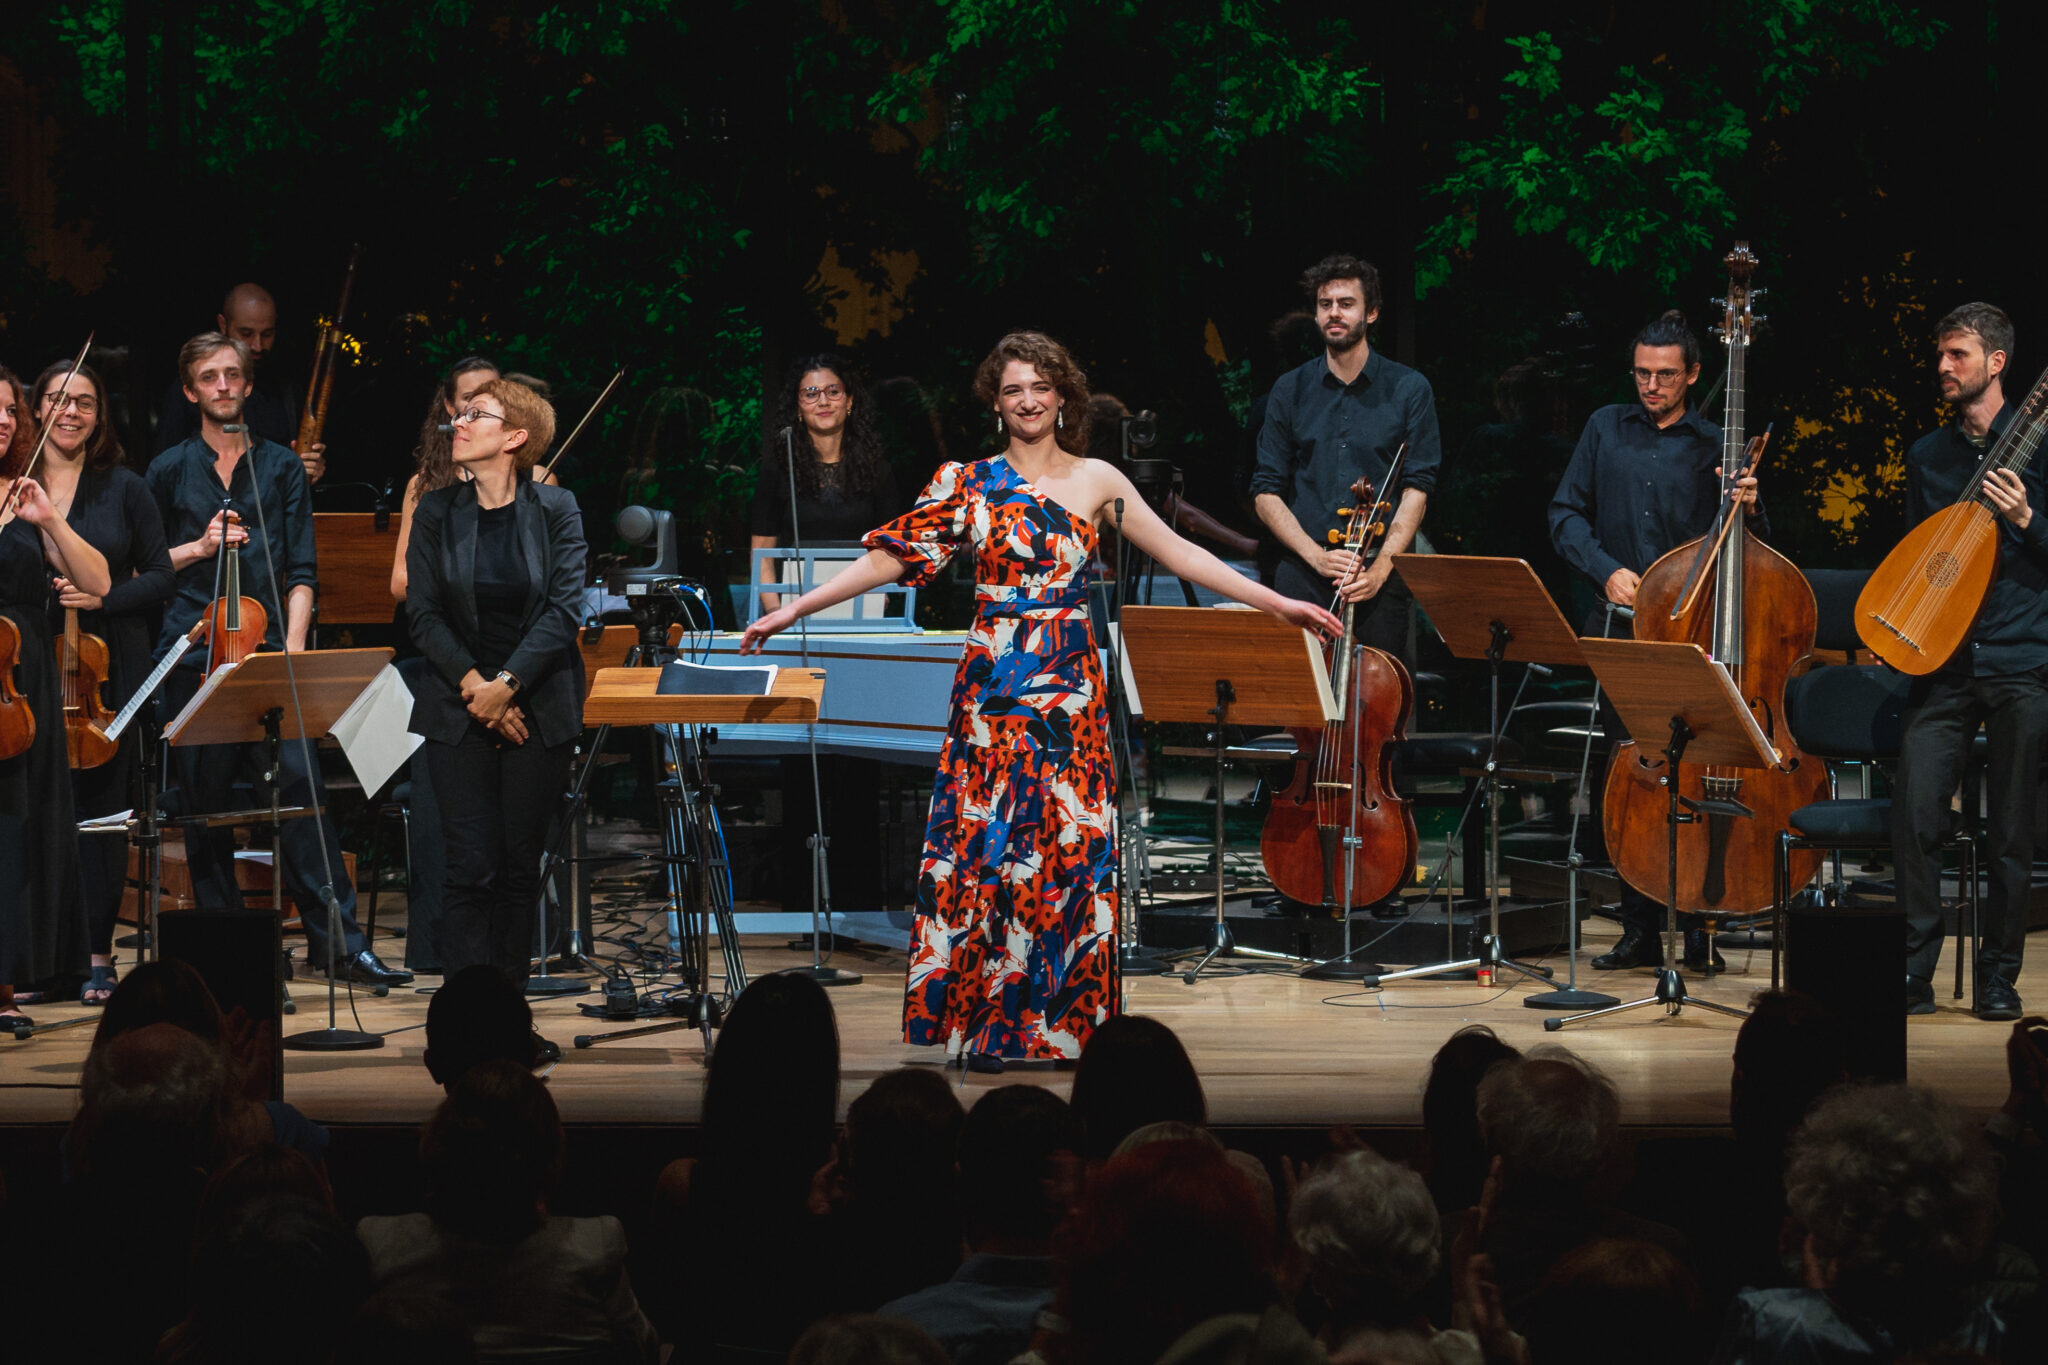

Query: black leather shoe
[532,1031,563,1065]
[965,1053,1005,1074]
[312,950,414,988]
[1592,926,1658,971]
[1976,979,2023,1022]
[1682,930,1727,975]
[1906,975,1936,1016]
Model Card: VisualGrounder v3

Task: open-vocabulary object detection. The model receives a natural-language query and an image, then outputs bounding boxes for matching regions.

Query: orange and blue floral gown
[864,457,1119,1059]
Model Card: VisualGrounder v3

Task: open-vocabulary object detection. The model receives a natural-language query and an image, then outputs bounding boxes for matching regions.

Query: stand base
[1300,959,1388,981]
[1523,987,1621,1011]
[526,976,592,999]
[1179,919,1306,983]
[281,1026,385,1052]
[1119,947,1170,977]
[783,965,864,986]
[1542,967,1750,1031]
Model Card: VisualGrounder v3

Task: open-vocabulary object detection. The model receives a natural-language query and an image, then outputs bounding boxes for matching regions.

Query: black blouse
[54,466,176,706]
[471,502,528,678]
[751,456,904,544]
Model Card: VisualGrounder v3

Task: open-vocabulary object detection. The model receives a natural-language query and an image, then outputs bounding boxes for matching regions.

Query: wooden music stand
[1545,639,1780,1032]
[166,648,393,1053]
[312,513,400,627]
[577,666,825,1049]
[1375,556,1580,997]
[1121,607,1335,982]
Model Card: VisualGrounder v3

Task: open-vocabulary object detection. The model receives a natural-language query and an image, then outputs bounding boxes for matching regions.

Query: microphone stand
[780,423,858,985]
[1106,498,1163,980]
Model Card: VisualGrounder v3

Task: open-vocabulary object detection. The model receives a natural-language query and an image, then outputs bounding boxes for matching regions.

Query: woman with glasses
[404,379,586,989]
[30,360,174,1003]
[1,362,112,1028]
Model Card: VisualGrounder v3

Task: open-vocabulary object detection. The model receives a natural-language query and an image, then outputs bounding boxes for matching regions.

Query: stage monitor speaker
[157,909,285,1101]
[1785,906,1904,1082]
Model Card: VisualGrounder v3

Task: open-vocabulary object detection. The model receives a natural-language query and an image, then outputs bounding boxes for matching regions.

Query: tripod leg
[1541,993,1662,1030]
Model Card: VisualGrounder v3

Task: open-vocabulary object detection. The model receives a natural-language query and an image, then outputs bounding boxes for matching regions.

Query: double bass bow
[1601,242,1827,916]
[1259,451,1419,914]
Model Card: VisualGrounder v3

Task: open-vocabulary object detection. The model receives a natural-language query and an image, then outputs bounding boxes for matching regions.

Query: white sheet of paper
[330,663,423,796]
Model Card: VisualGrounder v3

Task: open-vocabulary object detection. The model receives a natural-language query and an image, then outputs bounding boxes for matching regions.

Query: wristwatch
[494,669,522,693]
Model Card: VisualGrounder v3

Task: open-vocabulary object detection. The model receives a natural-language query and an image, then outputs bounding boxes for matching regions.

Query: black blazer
[405,478,587,748]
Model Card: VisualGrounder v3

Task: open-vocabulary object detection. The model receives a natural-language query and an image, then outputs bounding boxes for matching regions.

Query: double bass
[1260,461,1418,913]
[1602,242,1827,914]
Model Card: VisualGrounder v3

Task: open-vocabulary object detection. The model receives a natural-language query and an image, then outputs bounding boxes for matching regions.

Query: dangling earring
[1056,408,1064,431]
[995,411,1003,433]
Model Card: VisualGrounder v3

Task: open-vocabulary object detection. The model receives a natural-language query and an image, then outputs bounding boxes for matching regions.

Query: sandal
[83,965,118,1006]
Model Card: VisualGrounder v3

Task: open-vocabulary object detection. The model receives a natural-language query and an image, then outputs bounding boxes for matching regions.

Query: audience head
[1289,1149,1441,1331]
[844,1067,965,1207]
[1731,989,1849,1155]
[1421,1025,1520,1208]
[424,965,538,1088]
[959,1083,1085,1251]
[790,1315,950,1365]
[169,1183,368,1364]
[420,1059,565,1243]
[700,971,840,1207]
[1069,1014,1206,1161]
[70,1021,241,1183]
[1518,1239,1704,1365]
[1784,1085,1997,1320]
[1055,1138,1275,1365]
[92,958,224,1051]
[1475,1045,1620,1195]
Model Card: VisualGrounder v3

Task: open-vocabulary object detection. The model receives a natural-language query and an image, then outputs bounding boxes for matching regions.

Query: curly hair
[972,331,1092,457]
[1300,254,1382,315]
[0,364,35,479]
[33,359,125,473]
[409,355,499,498]
[1290,1148,1442,1324]
[763,354,887,498]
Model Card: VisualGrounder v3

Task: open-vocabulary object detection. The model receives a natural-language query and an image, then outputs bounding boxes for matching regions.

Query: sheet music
[330,663,423,795]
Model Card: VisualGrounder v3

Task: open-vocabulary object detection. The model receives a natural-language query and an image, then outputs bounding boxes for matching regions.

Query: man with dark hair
[424,965,545,1089]
[1547,311,1761,971]
[155,282,326,483]
[1896,302,2043,1021]
[1249,252,1440,666]
[877,1085,1083,1364]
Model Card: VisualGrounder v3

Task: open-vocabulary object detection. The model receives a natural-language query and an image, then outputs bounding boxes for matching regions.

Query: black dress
[56,468,175,955]
[0,516,87,988]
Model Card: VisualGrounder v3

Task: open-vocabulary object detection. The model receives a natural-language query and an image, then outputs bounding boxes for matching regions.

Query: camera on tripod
[1118,410,1181,510]
[610,506,712,653]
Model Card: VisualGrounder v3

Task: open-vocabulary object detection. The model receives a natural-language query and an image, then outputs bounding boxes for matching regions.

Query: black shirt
[750,457,904,544]
[1249,349,1442,568]
[1548,401,1761,588]
[154,374,301,454]
[1904,401,2048,676]
[146,434,317,658]
[471,503,528,677]
[53,467,176,707]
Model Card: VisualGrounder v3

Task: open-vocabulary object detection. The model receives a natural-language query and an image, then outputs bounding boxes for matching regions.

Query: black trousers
[1895,667,2048,990]
[1274,556,1414,672]
[163,667,366,964]
[424,724,573,988]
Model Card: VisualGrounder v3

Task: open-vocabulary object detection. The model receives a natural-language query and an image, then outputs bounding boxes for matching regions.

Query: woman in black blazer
[404,378,586,987]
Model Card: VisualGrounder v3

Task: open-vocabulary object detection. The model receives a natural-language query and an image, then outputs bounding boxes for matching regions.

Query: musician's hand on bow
[1312,546,1361,584]
[1986,468,2032,530]
[1730,472,1760,510]
[1339,555,1393,604]
[740,603,800,655]
[52,576,103,611]
[8,477,56,527]
[1272,595,1343,641]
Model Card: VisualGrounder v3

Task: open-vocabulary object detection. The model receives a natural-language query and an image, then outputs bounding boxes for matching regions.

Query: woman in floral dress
[742,333,1338,1070]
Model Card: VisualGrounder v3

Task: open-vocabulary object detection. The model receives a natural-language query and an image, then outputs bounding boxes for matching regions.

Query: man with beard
[145,332,409,988]
[155,283,326,484]
[1249,254,1440,668]
[1895,303,2043,1021]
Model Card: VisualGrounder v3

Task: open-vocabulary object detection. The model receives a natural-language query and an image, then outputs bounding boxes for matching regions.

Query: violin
[1259,465,1419,913]
[201,513,268,676]
[0,617,34,761]
[1601,242,1827,915]
[57,607,118,768]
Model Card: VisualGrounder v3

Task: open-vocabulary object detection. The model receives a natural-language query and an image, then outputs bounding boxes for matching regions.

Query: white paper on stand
[330,663,424,796]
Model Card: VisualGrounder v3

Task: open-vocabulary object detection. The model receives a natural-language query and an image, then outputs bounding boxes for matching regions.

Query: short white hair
[1289,1148,1441,1306]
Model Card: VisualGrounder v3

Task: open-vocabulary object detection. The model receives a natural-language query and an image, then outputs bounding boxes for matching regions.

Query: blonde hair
[472,377,556,469]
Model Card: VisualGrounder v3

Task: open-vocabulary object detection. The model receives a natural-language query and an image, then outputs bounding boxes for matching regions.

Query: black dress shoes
[309,949,415,988]
[1906,975,1936,1016]
[1682,930,1726,975]
[1591,926,1659,971]
[1976,978,2023,1022]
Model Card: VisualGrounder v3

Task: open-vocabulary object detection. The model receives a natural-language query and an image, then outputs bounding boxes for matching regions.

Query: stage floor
[1,911,2025,1131]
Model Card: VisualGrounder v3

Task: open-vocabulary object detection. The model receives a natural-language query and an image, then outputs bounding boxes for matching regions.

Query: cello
[1601,241,1827,915]
[1260,462,1419,913]
[56,607,118,767]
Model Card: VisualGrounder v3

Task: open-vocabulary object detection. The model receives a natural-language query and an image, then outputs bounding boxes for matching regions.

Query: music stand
[1365,556,1580,997]
[1544,640,1778,1031]
[1120,607,1336,982]
[576,665,825,1049]
[165,648,393,1052]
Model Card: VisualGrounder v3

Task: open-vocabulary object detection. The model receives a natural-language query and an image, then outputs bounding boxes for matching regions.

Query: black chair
[361,781,412,948]
[1774,662,1977,998]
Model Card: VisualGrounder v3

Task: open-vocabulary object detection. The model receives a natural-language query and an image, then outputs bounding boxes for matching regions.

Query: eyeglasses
[43,393,100,415]
[1631,368,1685,387]
[454,408,508,425]
[799,386,846,405]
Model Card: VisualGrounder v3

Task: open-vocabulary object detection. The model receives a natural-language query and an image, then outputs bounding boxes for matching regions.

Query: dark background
[4,0,2043,615]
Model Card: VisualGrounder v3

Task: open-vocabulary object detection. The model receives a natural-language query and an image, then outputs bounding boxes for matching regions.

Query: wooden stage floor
[2,911,2026,1132]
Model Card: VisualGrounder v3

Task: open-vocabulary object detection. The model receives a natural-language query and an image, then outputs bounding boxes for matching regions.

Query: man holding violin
[146,332,409,988]
[1548,311,1761,973]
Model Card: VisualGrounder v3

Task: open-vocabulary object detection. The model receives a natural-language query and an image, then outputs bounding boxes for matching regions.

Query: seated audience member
[879,1085,1084,1364]
[423,964,542,1089]
[792,1314,951,1365]
[1110,1119,1279,1239]
[1421,1026,1520,1217]
[1714,1085,2006,1364]
[1988,1016,2048,1270]
[648,971,841,1358]
[1049,1138,1281,1365]
[1469,1046,1687,1321]
[1068,1014,1207,1162]
[1518,1239,1705,1365]
[1291,1148,1479,1363]
[826,1068,968,1309]
[357,1060,658,1364]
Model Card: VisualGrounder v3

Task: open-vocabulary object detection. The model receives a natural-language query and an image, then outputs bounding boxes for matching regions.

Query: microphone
[1114,497,1124,524]
[221,423,248,433]
[779,424,794,441]
[1526,663,1554,677]
[435,423,454,434]
[1610,604,1636,620]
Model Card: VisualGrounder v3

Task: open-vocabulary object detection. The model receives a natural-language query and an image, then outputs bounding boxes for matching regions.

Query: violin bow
[540,367,625,481]
[1670,423,1774,620]
[1,331,93,522]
